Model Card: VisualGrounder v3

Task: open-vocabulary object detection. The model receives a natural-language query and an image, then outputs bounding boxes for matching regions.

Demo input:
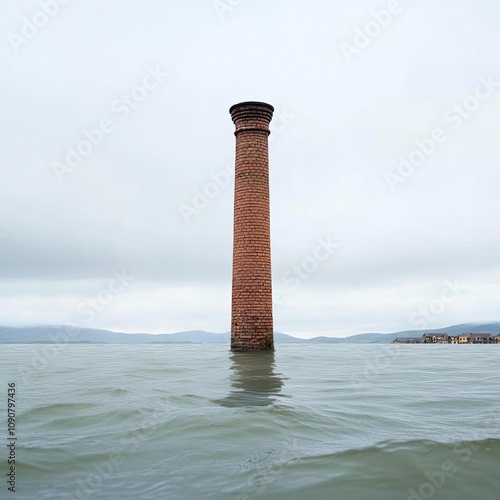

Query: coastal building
[393,332,499,344]
[423,333,448,344]
[469,333,492,344]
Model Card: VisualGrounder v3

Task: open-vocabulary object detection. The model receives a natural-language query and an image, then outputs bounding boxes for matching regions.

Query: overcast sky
[0,0,499,338]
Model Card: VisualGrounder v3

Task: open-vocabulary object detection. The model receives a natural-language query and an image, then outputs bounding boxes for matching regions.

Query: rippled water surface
[1,343,499,499]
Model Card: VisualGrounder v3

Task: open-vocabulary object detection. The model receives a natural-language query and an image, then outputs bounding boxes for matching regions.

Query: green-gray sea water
[1,344,499,499]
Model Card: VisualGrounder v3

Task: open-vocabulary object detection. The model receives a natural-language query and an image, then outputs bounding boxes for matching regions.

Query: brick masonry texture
[230,102,274,351]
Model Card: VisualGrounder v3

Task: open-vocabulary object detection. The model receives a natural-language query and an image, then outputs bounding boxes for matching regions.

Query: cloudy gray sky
[1,0,499,338]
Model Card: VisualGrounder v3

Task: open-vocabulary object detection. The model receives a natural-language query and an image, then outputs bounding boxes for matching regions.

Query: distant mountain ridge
[0,323,499,344]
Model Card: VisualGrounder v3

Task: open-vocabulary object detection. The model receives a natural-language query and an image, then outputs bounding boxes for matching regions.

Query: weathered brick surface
[229,102,274,351]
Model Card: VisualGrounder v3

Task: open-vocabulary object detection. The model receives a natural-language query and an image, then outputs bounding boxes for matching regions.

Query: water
[1,343,499,499]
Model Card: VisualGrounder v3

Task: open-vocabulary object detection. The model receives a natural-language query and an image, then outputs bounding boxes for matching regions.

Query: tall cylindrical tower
[229,101,274,351]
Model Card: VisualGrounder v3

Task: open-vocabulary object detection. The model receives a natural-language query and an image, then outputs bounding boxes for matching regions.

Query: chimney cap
[229,101,274,115]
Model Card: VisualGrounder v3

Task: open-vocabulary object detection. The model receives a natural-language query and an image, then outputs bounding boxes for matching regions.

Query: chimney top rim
[229,101,275,115]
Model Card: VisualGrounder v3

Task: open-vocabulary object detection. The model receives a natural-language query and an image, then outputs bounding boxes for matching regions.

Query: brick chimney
[229,101,274,351]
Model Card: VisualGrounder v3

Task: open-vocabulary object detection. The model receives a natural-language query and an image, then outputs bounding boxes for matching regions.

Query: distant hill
[0,323,499,344]
[0,326,301,344]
